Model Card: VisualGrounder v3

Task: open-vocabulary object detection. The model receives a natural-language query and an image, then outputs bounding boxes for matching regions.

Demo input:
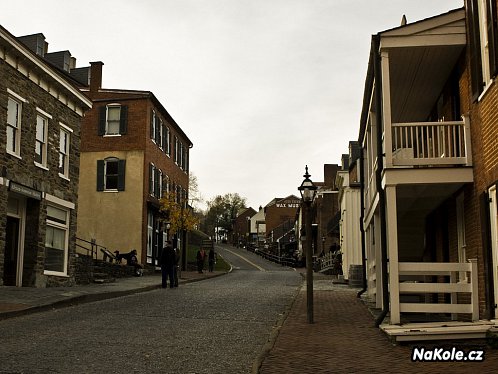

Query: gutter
[372,34,390,328]
[357,149,367,298]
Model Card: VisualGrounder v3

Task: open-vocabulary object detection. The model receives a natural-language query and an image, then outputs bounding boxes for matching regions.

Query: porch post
[381,50,393,168]
[469,258,479,321]
[385,185,400,324]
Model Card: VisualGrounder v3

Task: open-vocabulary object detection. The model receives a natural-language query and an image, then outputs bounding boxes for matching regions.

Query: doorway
[4,216,20,286]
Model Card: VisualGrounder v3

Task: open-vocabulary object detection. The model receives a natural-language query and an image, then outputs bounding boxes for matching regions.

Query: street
[0,245,301,373]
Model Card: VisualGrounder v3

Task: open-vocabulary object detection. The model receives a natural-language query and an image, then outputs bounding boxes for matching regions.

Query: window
[174,136,179,164]
[97,158,126,191]
[98,104,128,135]
[44,205,69,275]
[59,126,71,178]
[149,163,163,198]
[35,111,50,167]
[166,127,171,156]
[150,110,157,142]
[468,0,498,99]
[6,96,22,156]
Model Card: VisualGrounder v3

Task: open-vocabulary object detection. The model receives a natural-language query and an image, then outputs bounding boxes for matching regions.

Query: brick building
[353,3,498,340]
[233,207,256,246]
[264,195,300,252]
[0,27,92,287]
[73,62,192,267]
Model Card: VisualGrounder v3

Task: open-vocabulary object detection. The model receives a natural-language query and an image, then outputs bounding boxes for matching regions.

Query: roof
[0,25,92,111]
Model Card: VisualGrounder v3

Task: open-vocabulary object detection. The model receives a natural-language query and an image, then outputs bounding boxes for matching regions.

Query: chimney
[89,61,104,92]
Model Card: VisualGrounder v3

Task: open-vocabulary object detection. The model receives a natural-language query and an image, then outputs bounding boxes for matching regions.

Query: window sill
[478,78,495,102]
[6,150,22,160]
[103,134,122,137]
[103,190,120,193]
[58,173,70,181]
[34,162,49,171]
[43,271,69,277]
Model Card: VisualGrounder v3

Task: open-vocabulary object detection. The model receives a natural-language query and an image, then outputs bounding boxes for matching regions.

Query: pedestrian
[208,247,216,272]
[129,249,144,276]
[196,247,205,273]
[160,241,176,288]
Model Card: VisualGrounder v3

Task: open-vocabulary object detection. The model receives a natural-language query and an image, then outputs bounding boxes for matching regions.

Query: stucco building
[75,62,192,267]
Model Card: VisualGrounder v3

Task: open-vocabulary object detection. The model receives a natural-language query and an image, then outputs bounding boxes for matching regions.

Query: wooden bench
[100,248,117,263]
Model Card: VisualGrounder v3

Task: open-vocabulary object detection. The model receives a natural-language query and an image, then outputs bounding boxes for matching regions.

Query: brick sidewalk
[258,287,498,374]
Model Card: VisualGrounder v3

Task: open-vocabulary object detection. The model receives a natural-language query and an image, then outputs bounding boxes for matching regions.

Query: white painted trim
[59,122,73,133]
[7,88,28,103]
[36,107,53,119]
[386,185,400,324]
[44,193,75,210]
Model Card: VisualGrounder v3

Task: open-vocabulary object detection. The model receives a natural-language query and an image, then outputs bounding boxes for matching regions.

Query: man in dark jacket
[160,241,176,288]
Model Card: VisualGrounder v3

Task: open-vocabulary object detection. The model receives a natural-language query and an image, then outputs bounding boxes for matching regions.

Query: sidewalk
[0,270,225,320]
[257,274,498,374]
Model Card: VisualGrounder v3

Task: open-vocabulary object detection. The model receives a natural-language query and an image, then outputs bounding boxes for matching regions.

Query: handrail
[75,237,107,260]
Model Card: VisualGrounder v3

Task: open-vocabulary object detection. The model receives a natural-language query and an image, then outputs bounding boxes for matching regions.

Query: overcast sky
[1,0,463,210]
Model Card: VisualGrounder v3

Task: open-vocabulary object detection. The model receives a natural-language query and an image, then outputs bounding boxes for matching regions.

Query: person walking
[196,247,205,273]
[208,247,216,272]
[160,241,176,288]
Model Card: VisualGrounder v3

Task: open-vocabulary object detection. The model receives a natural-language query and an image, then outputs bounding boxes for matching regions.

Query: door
[4,216,20,286]
[489,185,498,317]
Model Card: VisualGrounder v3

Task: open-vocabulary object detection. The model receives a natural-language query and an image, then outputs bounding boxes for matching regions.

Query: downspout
[372,34,390,327]
[357,150,367,298]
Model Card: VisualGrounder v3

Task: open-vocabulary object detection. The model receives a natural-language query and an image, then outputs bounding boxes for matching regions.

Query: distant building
[233,207,257,246]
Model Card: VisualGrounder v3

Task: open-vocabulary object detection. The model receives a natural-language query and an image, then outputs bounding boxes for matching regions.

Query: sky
[1,0,463,210]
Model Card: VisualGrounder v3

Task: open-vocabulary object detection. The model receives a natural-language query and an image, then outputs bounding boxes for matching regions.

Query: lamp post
[298,165,317,324]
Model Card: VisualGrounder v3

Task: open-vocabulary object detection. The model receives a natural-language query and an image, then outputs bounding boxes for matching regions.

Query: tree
[204,193,247,242]
[159,191,199,234]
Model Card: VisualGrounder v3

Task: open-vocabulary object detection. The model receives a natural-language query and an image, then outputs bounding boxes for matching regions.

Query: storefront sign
[9,182,42,200]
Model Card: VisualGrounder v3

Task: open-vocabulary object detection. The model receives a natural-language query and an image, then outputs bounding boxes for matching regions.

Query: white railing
[397,259,478,321]
[390,118,471,167]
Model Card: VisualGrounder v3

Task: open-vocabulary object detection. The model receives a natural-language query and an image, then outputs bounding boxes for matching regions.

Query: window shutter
[154,168,161,198]
[155,118,161,143]
[468,0,484,100]
[117,160,126,191]
[97,160,105,191]
[98,106,106,136]
[487,0,498,78]
[120,105,128,134]
[162,123,167,150]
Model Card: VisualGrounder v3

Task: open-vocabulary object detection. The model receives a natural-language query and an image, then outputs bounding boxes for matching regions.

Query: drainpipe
[372,34,390,328]
[357,150,367,298]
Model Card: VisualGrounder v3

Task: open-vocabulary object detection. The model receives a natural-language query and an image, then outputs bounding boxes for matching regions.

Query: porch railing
[397,259,478,321]
[390,118,471,167]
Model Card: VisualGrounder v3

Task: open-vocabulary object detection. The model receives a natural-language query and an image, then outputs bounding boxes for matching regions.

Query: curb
[251,280,303,374]
[0,271,230,321]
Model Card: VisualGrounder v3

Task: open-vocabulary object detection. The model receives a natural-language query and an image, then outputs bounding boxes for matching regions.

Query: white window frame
[151,110,157,143]
[44,204,69,276]
[6,93,24,158]
[105,104,121,135]
[147,211,153,264]
[34,108,52,169]
[104,158,120,191]
[166,127,171,156]
[58,123,72,179]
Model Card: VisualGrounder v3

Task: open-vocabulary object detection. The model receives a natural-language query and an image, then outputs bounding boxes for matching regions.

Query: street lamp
[298,165,317,324]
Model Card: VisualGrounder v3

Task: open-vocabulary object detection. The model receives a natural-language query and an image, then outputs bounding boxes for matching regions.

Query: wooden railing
[390,118,472,167]
[396,259,478,321]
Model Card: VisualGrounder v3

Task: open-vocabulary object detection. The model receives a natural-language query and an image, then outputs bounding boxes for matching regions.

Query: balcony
[389,118,472,168]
